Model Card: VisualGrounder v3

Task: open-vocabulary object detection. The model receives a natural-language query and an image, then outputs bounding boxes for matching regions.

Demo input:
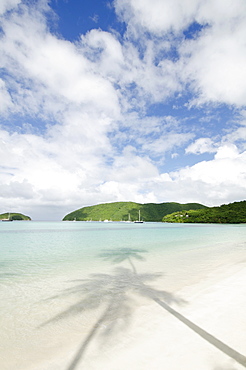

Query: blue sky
[0,0,246,220]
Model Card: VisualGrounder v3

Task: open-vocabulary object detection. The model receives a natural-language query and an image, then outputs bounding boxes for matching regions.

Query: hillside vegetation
[63,201,207,222]
[0,212,31,221]
[162,200,246,224]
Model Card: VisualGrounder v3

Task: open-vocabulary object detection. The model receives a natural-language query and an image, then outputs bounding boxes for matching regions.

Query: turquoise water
[1,221,245,280]
[0,221,246,369]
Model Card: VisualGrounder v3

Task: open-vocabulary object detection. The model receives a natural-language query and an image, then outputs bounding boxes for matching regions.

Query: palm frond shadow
[99,247,147,274]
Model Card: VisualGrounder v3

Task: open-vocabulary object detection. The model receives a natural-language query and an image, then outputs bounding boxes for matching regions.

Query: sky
[0,0,246,220]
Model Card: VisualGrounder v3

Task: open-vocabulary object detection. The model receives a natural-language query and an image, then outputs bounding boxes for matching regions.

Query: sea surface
[0,221,246,369]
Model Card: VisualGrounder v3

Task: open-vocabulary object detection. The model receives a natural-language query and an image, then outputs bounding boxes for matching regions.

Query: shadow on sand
[213,366,238,370]
[40,247,246,370]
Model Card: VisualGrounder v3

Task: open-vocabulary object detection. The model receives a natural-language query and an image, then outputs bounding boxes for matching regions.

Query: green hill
[162,200,246,224]
[63,201,207,222]
[0,212,31,221]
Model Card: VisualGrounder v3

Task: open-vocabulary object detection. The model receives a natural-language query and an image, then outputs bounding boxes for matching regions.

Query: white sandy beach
[1,229,246,370]
[27,240,246,370]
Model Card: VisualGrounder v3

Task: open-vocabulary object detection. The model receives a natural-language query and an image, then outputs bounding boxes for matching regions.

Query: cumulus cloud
[181,21,246,106]
[153,143,246,205]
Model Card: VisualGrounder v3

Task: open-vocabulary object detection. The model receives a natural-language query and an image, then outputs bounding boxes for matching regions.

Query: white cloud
[0,0,20,15]
[0,179,35,199]
[214,144,239,159]
[81,29,125,78]
[115,0,246,107]
[186,138,217,154]
[109,145,159,182]
[81,28,180,109]
[128,139,244,208]
[0,79,14,114]
[0,5,120,120]
[142,132,193,155]
[175,144,245,184]
[162,144,246,204]
[197,0,246,25]
[222,114,246,149]
[180,0,246,107]
[171,153,179,159]
[181,22,246,106]
[114,0,199,34]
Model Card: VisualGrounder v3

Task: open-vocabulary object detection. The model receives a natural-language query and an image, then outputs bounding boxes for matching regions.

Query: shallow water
[0,221,245,369]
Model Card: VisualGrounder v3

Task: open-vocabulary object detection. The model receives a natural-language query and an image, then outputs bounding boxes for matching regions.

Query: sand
[32,241,246,370]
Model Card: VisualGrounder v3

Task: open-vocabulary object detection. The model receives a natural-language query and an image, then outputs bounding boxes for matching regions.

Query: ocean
[0,221,245,369]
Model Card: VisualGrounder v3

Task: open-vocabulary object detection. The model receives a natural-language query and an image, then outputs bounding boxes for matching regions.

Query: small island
[0,212,31,221]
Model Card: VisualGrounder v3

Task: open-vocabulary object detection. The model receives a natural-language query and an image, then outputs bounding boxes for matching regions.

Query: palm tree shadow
[67,267,185,370]
[40,266,184,369]
[98,248,246,368]
[40,247,246,369]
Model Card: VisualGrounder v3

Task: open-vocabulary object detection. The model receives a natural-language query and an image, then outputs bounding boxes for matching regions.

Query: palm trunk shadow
[152,297,246,368]
[128,256,137,274]
[67,307,109,370]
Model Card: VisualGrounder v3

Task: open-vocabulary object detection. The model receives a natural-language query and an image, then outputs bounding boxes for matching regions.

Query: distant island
[0,212,31,221]
[162,200,246,224]
[63,201,207,222]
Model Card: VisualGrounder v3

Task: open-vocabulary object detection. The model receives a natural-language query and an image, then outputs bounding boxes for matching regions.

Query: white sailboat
[134,210,144,223]
[125,213,132,223]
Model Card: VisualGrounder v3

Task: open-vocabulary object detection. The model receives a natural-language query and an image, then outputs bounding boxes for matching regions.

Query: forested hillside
[63,201,207,222]
[162,200,246,224]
